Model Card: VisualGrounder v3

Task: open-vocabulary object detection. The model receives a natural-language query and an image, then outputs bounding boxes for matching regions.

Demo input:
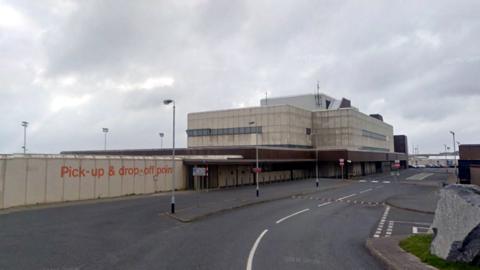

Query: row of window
[362,129,387,141]
[360,146,390,152]
[186,126,262,137]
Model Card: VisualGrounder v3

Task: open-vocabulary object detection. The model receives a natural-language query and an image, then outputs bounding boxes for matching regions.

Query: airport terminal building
[65,93,408,190]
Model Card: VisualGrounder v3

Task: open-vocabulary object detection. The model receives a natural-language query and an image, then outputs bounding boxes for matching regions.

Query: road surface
[0,168,446,270]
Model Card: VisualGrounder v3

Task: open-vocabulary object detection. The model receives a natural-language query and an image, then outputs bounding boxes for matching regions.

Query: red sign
[253,167,262,173]
[339,158,345,166]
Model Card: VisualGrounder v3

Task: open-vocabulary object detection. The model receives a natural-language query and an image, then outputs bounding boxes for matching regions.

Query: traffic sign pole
[339,159,345,180]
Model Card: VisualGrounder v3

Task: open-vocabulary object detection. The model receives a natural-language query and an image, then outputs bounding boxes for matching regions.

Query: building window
[186,126,263,137]
[362,129,386,141]
[306,128,311,135]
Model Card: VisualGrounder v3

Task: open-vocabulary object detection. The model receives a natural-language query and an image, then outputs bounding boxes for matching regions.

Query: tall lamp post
[450,131,458,183]
[443,144,449,172]
[102,128,109,151]
[315,148,319,188]
[309,133,320,188]
[249,121,260,197]
[164,99,176,213]
[21,121,28,154]
[159,132,165,149]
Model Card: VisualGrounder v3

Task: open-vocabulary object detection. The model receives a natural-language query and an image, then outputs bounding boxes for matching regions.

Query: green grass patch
[399,234,480,270]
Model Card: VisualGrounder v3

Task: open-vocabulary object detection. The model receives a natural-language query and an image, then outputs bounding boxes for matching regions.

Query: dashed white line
[318,202,332,207]
[382,181,391,184]
[359,180,367,183]
[385,221,394,237]
[246,229,268,270]
[371,180,379,183]
[276,208,310,224]
[336,194,356,201]
[373,206,391,238]
[359,188,373,194]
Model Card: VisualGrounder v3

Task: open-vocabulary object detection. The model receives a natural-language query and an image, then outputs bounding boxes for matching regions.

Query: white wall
[187,105,312,148]
[313,109,394,152]
[0,155,185,209]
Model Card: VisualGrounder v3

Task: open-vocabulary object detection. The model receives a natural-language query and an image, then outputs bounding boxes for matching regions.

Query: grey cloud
[1,0,479,153]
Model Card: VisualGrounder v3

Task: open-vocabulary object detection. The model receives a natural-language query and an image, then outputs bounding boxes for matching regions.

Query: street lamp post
[164,99,176,213]
[159,132,165,149]
[249,121,260,197]
[21,121,28,154]
[450,131,458,183]
[315,148,319,189]
[102,128,109,151]
[309,133,320,189]
[444,144,448,172]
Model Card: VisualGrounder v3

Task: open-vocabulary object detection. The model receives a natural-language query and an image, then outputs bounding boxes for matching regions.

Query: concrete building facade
[62,93,407,196]
[187,94,394,152]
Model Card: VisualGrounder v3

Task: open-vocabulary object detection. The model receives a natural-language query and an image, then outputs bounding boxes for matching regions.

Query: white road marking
[246,229,268,270]
[391,220,432,226]
[412,226,431,234]
[359,188,373,194]
[359,180,367,183]
[373,206,390,238]
[385,221,394,237]
[382,181,391,183]
[276,208,310,224]
[318,202,332,207]
[406,173,434,181]
[371,180,379,183]
[336,194,356,201]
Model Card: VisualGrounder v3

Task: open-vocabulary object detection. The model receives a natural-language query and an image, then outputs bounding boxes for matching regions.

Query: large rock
[430,184,480,265]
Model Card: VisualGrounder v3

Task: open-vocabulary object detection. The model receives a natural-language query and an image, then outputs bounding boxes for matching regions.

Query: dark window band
[186,126,262,137]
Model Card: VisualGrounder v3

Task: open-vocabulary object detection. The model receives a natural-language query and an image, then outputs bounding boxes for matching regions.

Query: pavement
[0,168,449,270]
[170,178,348,222]
[366,235,437,270]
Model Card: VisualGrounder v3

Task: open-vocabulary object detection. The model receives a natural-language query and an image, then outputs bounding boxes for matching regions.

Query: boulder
[430,184,480,265]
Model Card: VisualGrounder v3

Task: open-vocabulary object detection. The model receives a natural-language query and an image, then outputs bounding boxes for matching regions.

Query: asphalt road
[0,169,446,270]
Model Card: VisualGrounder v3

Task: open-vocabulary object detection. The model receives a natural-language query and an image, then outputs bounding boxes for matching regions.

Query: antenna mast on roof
[315,81,321,105]
[265,91,268,105]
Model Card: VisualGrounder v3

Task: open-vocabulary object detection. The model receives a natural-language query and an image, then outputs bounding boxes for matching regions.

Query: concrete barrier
[430,184,480,265]
[0,154,185,210]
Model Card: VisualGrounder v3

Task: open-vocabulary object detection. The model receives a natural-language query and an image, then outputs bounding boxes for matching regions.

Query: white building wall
[188,102,394,152]
[188,105,312,148]
[0,155,186,210]
[312,109,394,152]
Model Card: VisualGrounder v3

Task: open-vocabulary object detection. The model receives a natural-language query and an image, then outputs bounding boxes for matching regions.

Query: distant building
[187,94,394,152]
[64,93,408,189]
[459,144,480,185]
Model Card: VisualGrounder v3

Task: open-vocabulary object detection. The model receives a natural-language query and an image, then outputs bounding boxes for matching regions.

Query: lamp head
[159,132,164,137]
[102,128,109,133]
[21,121,28,127]
[163,99,174,105]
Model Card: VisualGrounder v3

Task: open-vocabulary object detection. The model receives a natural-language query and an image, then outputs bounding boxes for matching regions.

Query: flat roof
[62,147,407,163]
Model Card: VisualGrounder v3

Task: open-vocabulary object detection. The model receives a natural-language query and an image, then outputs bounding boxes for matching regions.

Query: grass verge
[399,234,479,270]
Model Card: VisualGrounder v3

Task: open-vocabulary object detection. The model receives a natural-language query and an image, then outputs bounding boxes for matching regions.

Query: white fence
[0,154,185,209]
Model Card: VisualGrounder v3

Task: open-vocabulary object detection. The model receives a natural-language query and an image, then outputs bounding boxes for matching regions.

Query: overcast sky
[1,0,479,154]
